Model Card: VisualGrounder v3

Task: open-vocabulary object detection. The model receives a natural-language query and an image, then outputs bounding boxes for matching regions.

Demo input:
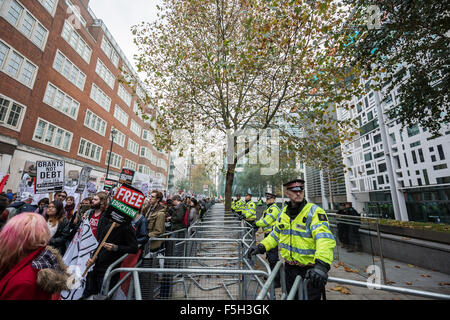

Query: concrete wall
[330,225,450,274]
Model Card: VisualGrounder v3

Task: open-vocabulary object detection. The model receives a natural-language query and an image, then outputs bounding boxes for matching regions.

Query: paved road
[254,229,450,300]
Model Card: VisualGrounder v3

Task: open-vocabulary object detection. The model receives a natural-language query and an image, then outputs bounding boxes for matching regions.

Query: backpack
[183,207,190,227]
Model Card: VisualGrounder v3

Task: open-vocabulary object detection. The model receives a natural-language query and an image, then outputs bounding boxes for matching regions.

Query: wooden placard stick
[82,222,117,277]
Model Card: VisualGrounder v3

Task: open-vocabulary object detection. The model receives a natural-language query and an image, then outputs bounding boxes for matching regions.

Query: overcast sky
[89,0,162,75]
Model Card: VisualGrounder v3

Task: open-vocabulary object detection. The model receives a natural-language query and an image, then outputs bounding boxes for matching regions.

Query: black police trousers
[284,264,324,300]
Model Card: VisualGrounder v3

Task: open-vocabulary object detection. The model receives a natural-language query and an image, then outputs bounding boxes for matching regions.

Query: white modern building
[338,72,450,223]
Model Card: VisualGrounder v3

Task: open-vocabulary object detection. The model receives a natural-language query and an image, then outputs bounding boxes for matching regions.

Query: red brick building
[0,0,169,193]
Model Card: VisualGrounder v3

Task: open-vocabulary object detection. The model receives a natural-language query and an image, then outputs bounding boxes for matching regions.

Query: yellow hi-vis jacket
[243,201,256,221]
[235,199,245,214]
[231,200,236,210]
[260,202,336,266]
[256,203,280,234]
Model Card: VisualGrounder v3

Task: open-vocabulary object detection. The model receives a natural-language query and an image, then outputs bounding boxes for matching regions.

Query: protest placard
[35,160,65,194]
[76,166,91,193]
[82,184,145,277]
[119,168,135,185]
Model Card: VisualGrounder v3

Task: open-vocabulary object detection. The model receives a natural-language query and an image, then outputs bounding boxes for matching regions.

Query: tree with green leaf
[132,0,365,211]
[342,0,449,135]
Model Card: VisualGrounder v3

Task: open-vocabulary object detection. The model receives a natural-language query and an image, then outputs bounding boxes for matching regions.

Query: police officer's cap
[283,179,305,191]
[265,192,277,199]
[245,193,252,197]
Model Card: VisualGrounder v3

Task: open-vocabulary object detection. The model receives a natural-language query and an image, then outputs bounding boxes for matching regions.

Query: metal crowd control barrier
[100,203,277,300]
[255,262,450,300]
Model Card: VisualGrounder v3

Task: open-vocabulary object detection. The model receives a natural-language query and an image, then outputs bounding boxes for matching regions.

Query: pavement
[254,230,450,300]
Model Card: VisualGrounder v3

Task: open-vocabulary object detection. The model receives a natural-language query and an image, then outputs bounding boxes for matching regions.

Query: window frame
[3,0,49,50]
[84,109,107,136]
[0,39,38,89]
[78,137,102,163]
[53,50,86,90]
[43,82,80,120]
[32,117,73,152]
[0,94,27,132]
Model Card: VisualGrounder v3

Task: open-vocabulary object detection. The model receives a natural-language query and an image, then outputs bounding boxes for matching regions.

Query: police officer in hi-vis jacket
[248,179,336,300]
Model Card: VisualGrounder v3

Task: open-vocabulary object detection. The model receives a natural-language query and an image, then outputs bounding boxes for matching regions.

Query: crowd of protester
[0,187,215,300]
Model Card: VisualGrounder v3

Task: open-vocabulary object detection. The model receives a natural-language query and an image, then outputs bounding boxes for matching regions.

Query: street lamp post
[106,128,117,181]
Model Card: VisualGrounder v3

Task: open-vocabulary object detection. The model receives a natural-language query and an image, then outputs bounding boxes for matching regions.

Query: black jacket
[171,203,187,231]
[48,218,71,256]
[93,215,139,272]
[132,215,149,246]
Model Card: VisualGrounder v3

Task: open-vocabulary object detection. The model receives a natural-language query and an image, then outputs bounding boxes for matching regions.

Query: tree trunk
[224,162,236,211]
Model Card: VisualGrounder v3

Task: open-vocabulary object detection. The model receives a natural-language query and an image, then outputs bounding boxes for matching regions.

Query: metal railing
[96,203,449,300]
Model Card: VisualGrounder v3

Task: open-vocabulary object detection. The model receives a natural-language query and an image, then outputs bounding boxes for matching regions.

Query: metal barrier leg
[376,219,388,285]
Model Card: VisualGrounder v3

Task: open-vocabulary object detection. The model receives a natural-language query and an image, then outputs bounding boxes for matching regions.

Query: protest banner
[103,179,117,192]
[119,168,135,185]
[35,160,65,194]
[81,184,145,277]
[0,174,9,193]
[61,218,98,300]
[76,166,92,194]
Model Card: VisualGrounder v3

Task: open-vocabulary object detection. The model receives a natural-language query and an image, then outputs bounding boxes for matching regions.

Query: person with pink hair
[0,212,70,300]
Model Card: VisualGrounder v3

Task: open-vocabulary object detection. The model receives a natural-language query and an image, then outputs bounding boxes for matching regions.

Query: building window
[364,153,372,161]
[374,152,384,159]
[95,59,115,89]
[4,1,49,50]
[356,102,362,113]
[113,105,128,127]
[378,163,387,173]
[61,21,92,63]
[418,148,425,163]
[124,159,137,171]
[0,39,38,88]
[142,129,153,142]
[389,133,396,144]
[78,138,102,162]
[411,150,417,164]
[118,84,132,107]
[138,164,150,175]
[33,118,72,152]
[130,120,141,137]
[109,128,125,147]
[431,155,436,162]
[43,82,79,120]
[410,141,420,148]
[38,0,58,16]
[133,101,141,116]
[437,145,445,160]
[377,175,384,185]
[407,124,420,137]
[84,110,107,136]
[90,83,111,112]
[373,134,382,144]
[0,94,26,131]
[127,138,139,155]
[100,36,120,68]
[105,151,122,169]
[433,164,448,171]
[53,50,85,90]
[140,146,151,159]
